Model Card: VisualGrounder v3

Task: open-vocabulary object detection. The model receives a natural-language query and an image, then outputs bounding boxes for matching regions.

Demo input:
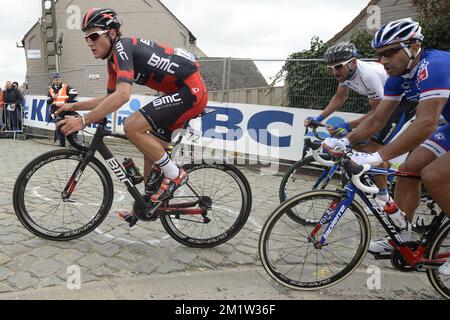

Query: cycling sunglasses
[327,58,354,72]
[376,46,404,59]
[84,30,109,42]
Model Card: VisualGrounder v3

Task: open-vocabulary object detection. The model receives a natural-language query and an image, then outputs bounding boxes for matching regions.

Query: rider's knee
[422,163,445,190]
[398,157,424,174]
[123,118,137,138]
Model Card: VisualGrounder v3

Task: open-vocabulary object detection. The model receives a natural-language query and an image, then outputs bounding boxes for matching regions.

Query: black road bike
[13,112,252,248]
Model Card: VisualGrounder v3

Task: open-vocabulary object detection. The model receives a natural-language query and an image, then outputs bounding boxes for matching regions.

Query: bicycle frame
[309,166,450,269]
[63,123,206,222]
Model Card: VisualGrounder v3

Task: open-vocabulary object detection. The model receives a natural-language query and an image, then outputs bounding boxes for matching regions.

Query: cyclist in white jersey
[305,42,416,205]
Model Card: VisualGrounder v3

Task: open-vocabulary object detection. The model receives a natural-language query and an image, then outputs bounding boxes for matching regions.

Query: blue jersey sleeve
[383,76,404,101]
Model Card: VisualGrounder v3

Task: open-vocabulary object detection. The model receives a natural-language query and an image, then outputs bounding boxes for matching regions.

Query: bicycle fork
[308,187,356,249]
[62,150,96,201]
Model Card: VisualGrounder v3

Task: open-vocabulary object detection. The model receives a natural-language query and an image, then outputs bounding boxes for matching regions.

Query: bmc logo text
[148,53,179,75]
[106,158,133,186]
[116,41,129,61]
[154,93,182,107]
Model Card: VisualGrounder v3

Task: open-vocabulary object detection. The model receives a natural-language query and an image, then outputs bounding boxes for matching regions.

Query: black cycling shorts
[371,97,417,145]
[138,72,208,143]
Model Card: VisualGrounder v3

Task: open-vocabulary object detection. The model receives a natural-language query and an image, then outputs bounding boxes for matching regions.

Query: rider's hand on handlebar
[326,122,351,138]
[350,151,384,166]
[54,103,76,117]
[304,115,325,128]
[56,116,84,136]
[322,137,350,157]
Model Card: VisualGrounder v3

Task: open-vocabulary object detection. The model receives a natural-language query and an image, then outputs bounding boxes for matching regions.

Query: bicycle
[279,125,439,230]
[259,151,450,299]
[13,111,252,248]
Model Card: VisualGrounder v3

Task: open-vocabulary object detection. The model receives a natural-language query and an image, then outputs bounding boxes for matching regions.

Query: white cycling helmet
[371,18,424,49]
[372,18,424,72]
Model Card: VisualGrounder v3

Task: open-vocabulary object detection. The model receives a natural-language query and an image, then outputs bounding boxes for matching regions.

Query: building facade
[22,0,207,96]
[329,0,418,44]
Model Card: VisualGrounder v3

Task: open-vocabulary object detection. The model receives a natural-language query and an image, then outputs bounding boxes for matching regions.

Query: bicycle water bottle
[122,158,144,185]
[384,202,408,231]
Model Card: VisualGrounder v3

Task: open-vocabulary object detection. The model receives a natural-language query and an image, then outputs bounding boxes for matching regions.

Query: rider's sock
[377,189,389,202]
[399,222,412,241]
[155,153,179,179]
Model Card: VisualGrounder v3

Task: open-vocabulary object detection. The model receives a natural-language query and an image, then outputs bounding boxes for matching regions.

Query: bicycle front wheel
[259,190,370,290]
[426,220,450,300]
[160,162,252,248]
[13,149,114,240]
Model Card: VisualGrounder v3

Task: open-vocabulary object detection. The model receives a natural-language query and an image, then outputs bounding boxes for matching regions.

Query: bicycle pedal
[126,215,139,227]
[119,211,139,227]
[370,252,392,260]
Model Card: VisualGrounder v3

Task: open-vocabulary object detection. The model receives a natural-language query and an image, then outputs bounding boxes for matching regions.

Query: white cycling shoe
[438,258,450,276]
[368,224,411,255]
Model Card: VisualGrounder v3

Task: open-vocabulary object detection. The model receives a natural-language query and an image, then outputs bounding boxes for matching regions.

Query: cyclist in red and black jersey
[57,8,208,207]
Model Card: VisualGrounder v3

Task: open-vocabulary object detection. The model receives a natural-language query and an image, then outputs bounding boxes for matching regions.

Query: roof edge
[327,0,380,44]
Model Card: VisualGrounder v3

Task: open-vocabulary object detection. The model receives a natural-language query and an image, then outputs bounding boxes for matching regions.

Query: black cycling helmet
[324,42,358,65]
[82,8,121,32]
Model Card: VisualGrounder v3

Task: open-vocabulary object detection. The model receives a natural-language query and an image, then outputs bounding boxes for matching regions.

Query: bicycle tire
[160,162,252,248]
[13,149,114,241]
[259,190,370,290]
[426,220,450,300]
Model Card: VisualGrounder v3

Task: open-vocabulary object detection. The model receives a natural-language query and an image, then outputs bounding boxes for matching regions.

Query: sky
[0,0,368,87]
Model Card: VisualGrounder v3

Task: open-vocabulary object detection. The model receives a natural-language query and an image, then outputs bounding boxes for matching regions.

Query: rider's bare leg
[422,151,450,219]
[395,147,437,222]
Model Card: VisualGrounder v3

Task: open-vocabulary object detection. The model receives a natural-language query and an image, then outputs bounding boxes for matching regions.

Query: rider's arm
[347,99,400,144]
[320,85,349,119]
[347,99,380,128]
[378,98,446,161]
[83,82,132,126]
[71,96,109,111]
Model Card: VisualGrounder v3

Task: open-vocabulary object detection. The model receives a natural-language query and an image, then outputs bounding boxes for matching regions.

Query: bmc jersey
[383,49,450,122]
[339,60,387,100]
[107,37,199,94]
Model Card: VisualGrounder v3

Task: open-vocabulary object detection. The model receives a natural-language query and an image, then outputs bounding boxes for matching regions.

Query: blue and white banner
[23,95,361,161]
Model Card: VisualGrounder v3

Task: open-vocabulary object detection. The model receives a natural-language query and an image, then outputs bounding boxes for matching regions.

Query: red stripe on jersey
[133,37,138,45]
[118,70,134,80]
[158,43,174,55]
[112,51,134,81]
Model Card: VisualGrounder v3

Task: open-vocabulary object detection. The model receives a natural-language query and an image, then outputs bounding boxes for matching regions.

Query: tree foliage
[412,0,450,51]
[281,1,450,112]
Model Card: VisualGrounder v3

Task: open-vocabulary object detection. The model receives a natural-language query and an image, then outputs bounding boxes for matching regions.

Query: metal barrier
[25,58,374,113]
[0,103,24,139]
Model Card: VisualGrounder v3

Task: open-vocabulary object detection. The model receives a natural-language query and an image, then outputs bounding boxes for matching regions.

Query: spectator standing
[0,87,4,131]
[46,73,78,146]
[3,81,21,131]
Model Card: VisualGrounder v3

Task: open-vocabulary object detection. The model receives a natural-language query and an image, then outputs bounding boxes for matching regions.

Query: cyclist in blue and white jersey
[305,42,416,206]
[322,18,450,275]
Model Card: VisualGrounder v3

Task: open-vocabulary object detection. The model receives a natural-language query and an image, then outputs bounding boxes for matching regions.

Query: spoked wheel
[259,190,370,290]
[13,149,114,240]
[279,154,342,225]
[160,162,252,248]
[426,221,450,300]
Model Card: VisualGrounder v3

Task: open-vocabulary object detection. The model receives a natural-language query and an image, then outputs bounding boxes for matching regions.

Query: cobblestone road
[0,138,443,299]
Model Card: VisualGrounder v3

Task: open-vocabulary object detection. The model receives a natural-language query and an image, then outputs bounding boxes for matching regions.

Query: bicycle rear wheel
[259,190,370,290]
[160,162,252,248]
[13,149,114,240]
[426,220,450,300]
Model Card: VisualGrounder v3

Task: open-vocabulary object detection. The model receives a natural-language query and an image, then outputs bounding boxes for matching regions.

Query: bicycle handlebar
[342,159,380,194]
[311,144,335,167]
